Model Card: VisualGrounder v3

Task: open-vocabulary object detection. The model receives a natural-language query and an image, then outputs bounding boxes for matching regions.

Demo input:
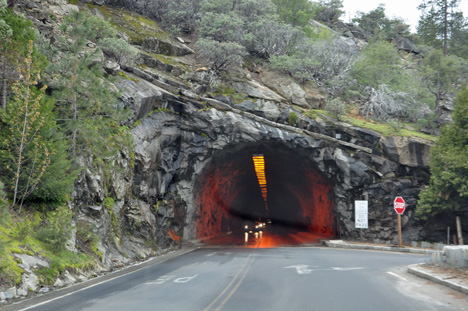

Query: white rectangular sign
[355,200,368,229]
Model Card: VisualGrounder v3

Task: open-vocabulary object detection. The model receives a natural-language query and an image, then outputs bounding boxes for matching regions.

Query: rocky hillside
[0,0,457,302]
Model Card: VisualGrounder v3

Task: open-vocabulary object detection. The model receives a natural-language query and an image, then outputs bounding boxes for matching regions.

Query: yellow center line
[214,255,255,311]
[203,254,255,311]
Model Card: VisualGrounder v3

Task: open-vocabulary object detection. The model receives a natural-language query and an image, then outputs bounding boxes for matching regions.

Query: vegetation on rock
[417,86,468,219]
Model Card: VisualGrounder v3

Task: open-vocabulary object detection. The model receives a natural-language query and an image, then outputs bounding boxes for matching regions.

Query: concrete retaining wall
[430,246,468,268]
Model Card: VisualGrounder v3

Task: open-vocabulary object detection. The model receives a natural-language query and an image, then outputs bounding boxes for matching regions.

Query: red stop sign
[394,197,405,214]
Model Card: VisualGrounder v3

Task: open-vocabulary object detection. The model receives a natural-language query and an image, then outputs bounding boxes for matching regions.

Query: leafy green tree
[26,124,76,206]
[270,36,357,92]
[0,41,52,209]
[325,98,346,120]
[313,0,344,24]
[416,86,468,219]
[199,12,244,42]
[164,0,202,34]
[446,11,468,58]
[196,38,246,72]
[244,18,303,58]
[271,0,315,27]
[353,4,386,37]
[418,49,462,109]
[35,206,73,252]
[0,8,41,110]
[99,37,139,67]
[0,181,8,225]
[352,4,411,40]
[199,0,300,58]
[351,40,405,90]
[43,11,130,164]
[417,6,443,49]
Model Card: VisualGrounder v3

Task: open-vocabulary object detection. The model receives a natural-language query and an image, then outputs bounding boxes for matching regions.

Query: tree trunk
[12,62,33,208]
[443,0,448,56]
[456,215,464,245]
[435,57,441,109]
[1,59,7,110]
[71,59,78,158]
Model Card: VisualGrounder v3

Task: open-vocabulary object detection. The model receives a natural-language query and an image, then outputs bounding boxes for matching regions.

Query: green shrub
[0,181,8,225]
[99,37,139,66]
[325,98,346,120]
[12,220,35,241]
[196,38,246,73]
[35,206,73,252]
[36,266,58,285]
[288,111,298,126]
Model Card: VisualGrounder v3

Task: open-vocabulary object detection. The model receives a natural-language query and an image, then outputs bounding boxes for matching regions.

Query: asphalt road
[5,244,468,311]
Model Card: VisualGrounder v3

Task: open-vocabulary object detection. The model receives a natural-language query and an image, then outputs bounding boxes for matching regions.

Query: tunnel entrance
[194,142,336,246]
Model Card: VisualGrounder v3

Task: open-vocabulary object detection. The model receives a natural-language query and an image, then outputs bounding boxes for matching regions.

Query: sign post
[394,197,405,248]
[355,201,368,242]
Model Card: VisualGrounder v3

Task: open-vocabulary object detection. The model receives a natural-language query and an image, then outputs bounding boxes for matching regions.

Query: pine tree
[416,86,468,219]
[45,11,130,165]
[417,0,461,56]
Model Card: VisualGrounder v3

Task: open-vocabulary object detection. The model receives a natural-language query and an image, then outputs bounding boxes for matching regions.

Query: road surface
[5,243,468,311]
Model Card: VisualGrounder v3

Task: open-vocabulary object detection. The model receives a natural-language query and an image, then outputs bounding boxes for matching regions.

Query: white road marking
[146,275,175,285]
[331,267,364,271]
[285,265,313,274]
[173,274,198,283]
[387,271,408,281]
[13,249,196,311]
[285,265,364,274]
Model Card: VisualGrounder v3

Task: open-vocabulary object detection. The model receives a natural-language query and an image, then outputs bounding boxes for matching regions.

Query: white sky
[342,0,468,32]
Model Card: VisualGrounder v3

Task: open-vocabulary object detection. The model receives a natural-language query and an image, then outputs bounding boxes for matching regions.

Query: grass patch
[93,6,170,47]
[0,209,96,286]
[342,116,437,141]
[305,109,437,141]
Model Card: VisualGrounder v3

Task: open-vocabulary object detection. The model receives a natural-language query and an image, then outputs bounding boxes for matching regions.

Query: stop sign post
[394,197,405,248]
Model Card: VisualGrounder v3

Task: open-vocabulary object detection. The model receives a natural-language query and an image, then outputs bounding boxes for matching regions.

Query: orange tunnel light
[252,154,268,211]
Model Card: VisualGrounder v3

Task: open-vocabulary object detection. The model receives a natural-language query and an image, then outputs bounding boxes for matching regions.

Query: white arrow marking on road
[331,267,364,271]
[173,274,198,283]
[285,265,314,274]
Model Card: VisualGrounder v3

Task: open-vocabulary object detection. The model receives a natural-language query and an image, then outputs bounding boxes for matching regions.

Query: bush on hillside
[196,38,247,73]
[35,206,73,252]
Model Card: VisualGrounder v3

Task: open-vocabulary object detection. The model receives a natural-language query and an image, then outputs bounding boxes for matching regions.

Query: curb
[0,247,197,311]
[324,240,439,254]
[408,264,468,295]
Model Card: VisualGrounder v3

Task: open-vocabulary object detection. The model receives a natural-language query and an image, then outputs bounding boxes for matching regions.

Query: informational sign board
[355,200,368,229]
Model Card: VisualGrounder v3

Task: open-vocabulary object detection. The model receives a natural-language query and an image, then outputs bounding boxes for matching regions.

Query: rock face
[98,70,436,244]
[16,0,441,257]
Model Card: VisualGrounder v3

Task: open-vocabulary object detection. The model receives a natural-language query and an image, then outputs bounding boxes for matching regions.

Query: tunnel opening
[194,142,336,246]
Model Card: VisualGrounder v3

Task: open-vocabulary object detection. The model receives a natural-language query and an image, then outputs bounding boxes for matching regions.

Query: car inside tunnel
[194,142,336,246]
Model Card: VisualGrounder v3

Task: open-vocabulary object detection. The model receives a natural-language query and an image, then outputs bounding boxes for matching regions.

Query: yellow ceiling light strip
[252,154,268,212]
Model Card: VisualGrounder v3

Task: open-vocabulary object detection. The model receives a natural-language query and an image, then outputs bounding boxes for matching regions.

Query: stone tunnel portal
[194,143,336,244]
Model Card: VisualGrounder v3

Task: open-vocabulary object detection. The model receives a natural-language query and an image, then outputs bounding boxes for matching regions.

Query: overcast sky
[342,0,468,32]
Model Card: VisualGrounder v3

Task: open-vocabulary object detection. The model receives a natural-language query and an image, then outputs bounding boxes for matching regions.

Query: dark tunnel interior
[194,143,336,242]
